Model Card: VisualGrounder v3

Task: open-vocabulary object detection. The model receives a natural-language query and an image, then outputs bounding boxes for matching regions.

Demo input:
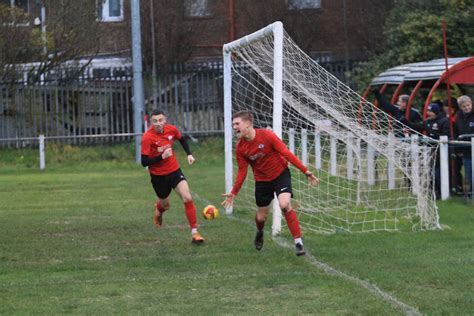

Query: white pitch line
[272,236,422,316]
[192,193,422,315]
[230,213,422,316]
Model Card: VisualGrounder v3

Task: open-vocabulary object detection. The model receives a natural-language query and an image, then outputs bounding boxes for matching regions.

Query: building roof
[370,57,472,85]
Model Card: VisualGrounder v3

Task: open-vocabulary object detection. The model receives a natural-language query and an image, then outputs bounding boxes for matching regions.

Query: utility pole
[131,0,145,163]
[150,0,158,109]
[40,2,46,55]
[342,0,350,84]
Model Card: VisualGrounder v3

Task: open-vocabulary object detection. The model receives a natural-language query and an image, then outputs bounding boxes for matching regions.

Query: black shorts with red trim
[150,168,187,199]
[254,168,293,207]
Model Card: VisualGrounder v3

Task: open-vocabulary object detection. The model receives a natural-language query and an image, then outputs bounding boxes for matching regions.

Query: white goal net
[223,22,441,234]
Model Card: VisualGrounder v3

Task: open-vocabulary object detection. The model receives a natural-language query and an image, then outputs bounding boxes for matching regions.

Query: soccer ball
[202,205,219,220]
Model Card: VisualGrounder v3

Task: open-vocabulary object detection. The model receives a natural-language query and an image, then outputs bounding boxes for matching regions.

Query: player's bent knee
[256,212,267,222]
[280,204,290,213]
[160,201,171,210]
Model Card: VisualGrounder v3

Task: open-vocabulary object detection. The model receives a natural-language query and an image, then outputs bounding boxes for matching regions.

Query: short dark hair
[150,109,165,117]
[232,111,253,123]
[399,95,409,103]
[443,97,458,110]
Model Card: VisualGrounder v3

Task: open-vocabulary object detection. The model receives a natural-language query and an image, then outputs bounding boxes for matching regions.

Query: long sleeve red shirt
[231,129,308,196]
[141,124,182,176]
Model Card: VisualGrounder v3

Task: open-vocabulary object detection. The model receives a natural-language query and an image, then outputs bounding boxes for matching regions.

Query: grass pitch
[0,139,472,315]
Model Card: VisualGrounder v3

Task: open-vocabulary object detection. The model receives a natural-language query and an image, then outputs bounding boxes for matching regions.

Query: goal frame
[223,22,284,235]
[222,21,441,234]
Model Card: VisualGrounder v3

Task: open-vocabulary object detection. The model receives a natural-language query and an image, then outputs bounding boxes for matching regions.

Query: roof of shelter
[370,57,472,85]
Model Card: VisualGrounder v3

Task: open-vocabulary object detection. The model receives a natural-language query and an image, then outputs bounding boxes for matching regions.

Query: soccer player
[141,109,204,244]
[221,111,319,256]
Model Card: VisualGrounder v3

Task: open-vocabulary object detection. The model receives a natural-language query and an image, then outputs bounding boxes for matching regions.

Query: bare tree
[35,0,101,81]
[348,0,392,58]
[126,0,194,110]
[238,0,390,61]
[237,0,322,53]
[0,0,102,83]
[0,4,43,81]
[137,0,194,71]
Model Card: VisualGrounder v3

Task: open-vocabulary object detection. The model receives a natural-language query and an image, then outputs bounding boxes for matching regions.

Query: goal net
[223,22,441,234]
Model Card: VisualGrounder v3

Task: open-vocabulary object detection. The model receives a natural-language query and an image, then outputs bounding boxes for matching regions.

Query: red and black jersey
[141,124,182,176]
[231,129,308,196]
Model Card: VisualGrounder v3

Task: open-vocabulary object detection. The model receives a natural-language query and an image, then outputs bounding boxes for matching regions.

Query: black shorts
[255,168,293,207]
[150,169,187,199]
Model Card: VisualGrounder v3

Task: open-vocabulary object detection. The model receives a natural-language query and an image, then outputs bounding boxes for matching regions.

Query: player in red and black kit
[141,109,204,244]
[222,111,319,256]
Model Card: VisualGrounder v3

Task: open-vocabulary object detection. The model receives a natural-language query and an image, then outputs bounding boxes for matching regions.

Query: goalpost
[223,22,441,235]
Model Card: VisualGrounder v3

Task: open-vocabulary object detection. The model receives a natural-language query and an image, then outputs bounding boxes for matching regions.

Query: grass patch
[0,139,472,314]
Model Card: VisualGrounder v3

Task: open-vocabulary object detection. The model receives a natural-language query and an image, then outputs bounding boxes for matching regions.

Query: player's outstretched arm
[271,131,312,174]
[269,130,320,186]
[222,152,248,209]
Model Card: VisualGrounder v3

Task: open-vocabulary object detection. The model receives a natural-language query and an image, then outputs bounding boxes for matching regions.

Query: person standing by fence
[455,95,474,196]
[402,103,450,199]
[443,97,464,195]
[372,89,422,126]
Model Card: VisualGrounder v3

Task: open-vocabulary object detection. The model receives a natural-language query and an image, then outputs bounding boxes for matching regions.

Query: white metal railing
[1,132,472,201]
[286,131,473,201]
[0,131,224,170]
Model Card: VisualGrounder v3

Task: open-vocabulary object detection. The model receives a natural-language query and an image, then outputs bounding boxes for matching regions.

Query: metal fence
[0,61,225,148]
[0,77,133,147]
[151,62,224,135]
[0,59,358,148]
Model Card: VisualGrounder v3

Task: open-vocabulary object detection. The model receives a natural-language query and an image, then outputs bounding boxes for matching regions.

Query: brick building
[0,0,391,143]
[2,0,390,64]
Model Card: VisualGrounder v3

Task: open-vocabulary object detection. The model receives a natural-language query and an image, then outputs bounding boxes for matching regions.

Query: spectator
[404,103,450,139]
[455,95,474,196]
[373,89,422,124]
[443,97,464,195]
[403,103,450,199]
[443,97,459,126]
[372,89,422,188]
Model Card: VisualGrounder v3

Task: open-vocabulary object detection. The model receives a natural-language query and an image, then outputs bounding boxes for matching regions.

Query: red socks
[157,200,197,229]
[184,201,198,229]
[284,209,302,239]
[155,201,166,213]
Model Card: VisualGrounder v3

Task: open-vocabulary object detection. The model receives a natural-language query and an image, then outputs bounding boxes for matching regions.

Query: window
[0,0,29,12]
[98,0,123,22]
[288,0,321,10]
[1,0,30,25]
[310,51,334,63]
[184,0,212,18]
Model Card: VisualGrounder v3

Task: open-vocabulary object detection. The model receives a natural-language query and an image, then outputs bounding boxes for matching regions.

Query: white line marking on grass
[272,237,422,316]
[192,193,422,315]
[228,213,422,316]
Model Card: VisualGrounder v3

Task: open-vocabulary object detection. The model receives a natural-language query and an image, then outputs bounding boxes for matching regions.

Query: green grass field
[0,139,473,315]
